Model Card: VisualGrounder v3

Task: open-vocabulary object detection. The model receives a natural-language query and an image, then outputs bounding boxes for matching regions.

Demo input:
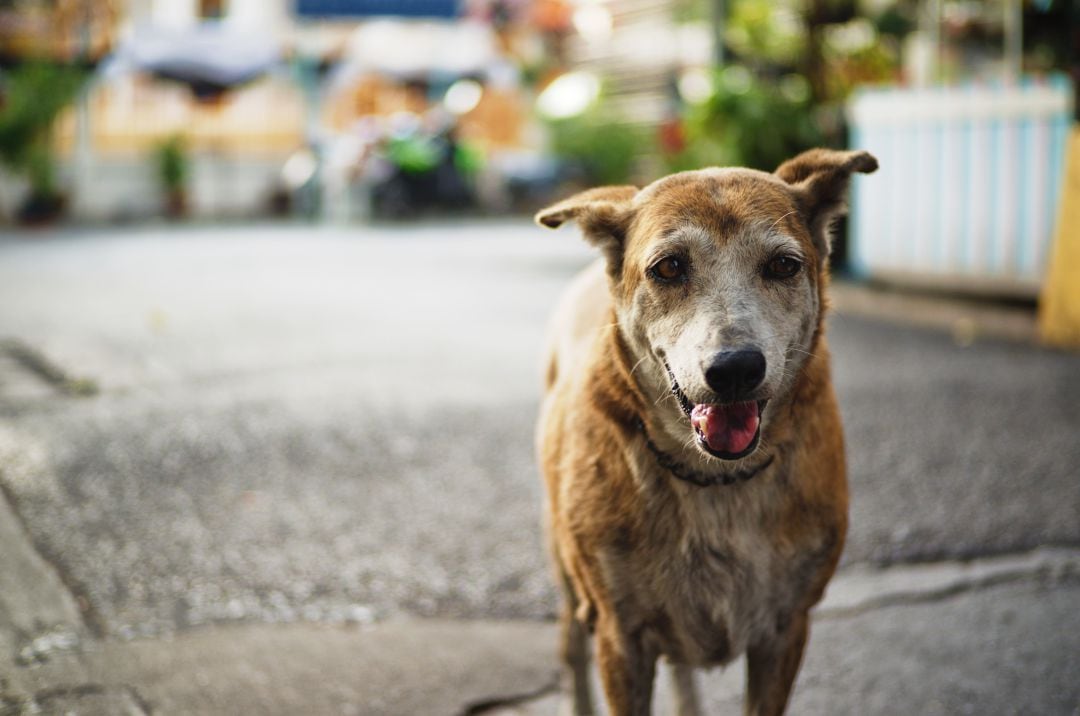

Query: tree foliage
[0,63,86,196]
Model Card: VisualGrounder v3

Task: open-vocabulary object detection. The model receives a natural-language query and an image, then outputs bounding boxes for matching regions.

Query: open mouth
[663,361,767,461]
[690,401,766,459]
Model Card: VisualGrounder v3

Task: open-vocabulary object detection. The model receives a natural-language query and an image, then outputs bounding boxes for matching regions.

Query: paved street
[1,222,1078,714]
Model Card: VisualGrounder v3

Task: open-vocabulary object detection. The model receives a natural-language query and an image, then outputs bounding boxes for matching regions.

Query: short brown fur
[535,150,877,715]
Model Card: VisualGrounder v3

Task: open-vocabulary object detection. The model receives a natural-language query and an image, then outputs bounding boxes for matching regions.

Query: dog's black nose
[704,350,766,400]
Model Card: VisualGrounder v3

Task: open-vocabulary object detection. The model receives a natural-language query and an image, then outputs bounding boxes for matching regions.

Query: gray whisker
[786,346,819,360]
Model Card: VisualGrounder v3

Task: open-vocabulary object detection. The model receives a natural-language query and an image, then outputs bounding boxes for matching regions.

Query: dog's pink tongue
[691,402,760,455]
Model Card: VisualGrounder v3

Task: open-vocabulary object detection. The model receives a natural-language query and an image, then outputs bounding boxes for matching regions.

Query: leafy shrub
[0,63,85,199]
[664,66,824,174]
[545,105,646,186]
[154,134,190,192]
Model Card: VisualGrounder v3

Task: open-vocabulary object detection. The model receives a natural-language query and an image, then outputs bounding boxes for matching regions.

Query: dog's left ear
[774,148,878,260]
[535,186,638,278]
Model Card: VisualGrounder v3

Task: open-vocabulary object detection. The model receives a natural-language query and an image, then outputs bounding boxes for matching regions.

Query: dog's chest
[611,488,814,666]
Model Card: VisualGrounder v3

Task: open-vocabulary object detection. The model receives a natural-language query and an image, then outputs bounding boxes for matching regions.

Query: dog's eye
[649,256,688,283]
[764,255,801,280]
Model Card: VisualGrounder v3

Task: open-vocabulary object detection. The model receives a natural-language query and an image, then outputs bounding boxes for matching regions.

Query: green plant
[725,0,806,69]
[663,67,824,173]
[545,104,646,186]
[25,143,59,199]
[155,134,189,193]
[0,62,85,200]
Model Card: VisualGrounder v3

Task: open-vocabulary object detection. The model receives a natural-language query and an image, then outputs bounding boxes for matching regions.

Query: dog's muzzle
[663,358,767,460]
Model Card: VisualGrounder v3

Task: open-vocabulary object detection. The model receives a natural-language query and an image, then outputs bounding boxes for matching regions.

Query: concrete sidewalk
[3,511,1077,716]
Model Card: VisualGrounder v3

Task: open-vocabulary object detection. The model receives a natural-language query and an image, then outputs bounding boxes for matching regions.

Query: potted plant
[155,134,190,219]
[0,63,84,224]
[17,144,66,224]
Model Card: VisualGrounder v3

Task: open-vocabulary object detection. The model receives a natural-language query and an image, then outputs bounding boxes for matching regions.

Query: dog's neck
[637,418,776,487]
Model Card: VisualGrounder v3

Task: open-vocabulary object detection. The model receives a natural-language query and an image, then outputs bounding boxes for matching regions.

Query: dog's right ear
[535,186,638,277]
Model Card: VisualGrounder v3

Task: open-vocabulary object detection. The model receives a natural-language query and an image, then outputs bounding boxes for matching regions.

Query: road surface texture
[0,222,1077,715]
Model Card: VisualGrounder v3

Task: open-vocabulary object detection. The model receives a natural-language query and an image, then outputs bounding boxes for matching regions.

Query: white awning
[104,22,282,91]
[339,19,498,79]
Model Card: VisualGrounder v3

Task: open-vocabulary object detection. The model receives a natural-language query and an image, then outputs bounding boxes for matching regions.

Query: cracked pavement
[1,223,1078,714]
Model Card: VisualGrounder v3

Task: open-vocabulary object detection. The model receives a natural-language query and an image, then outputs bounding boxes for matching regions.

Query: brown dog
[534,149,877,715]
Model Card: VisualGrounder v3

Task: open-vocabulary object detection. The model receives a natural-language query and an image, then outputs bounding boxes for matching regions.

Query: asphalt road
[1,222,1078,639]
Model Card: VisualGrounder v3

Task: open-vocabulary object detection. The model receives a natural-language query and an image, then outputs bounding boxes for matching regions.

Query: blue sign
[295,0,459,18]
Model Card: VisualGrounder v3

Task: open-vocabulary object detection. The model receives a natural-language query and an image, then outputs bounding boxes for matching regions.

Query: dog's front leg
[558,578,595,716]
[594,619,656,716]
[743,611,809,716]
[670,663,702,716]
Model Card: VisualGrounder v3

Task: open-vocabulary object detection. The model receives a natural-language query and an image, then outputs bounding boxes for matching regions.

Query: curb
[830,280,1039,345]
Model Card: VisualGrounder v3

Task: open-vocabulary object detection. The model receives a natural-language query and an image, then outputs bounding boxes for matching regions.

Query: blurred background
[0,1,1075,241]
[1,1,1079,715]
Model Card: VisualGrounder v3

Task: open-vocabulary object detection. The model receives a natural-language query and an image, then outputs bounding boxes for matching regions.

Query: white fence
[847,76,1073,295]
[0,153,288,223]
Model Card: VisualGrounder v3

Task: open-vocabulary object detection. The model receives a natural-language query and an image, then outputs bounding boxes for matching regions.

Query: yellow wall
[1039,127,1080,348]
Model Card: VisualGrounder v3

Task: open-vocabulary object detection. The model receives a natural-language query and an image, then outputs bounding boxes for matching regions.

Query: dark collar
[635,418,774,487]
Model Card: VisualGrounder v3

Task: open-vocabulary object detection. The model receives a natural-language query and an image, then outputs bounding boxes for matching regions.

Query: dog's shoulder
[541,259,610,391]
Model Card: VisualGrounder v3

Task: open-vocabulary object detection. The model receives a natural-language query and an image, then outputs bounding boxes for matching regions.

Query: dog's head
[537,149,877,462]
